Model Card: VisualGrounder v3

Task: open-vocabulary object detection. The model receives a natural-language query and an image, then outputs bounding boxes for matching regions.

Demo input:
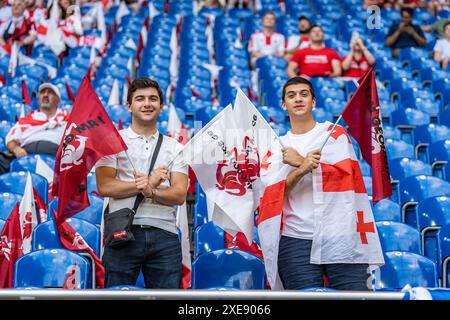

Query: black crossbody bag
[104,134,164,249]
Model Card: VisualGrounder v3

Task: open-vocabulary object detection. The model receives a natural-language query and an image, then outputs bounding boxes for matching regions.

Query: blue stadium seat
[399,175,450,228]
[0,218,4,232]
[428,140,450,179]
[373,199,402,222]
[192,249,266,289]
[414,124,450,162]
[14,249,91,288]
[0,171,48,204]
[32,217,101,256]
[376,221,421,254]
[48,194,104,226]
[388,158,432,181]
[194,221,224,258]
[0,192,23,220]
[383,125,402,140]
[390,108,431,144]
[437,223,450,287]
[416,196,450,266]
[10,154,56,173]
[375,251,438,289]
[0,120,12,138]
[385,139,415,161]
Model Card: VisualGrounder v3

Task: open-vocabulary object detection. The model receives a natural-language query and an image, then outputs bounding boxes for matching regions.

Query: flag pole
[319,114,343,152]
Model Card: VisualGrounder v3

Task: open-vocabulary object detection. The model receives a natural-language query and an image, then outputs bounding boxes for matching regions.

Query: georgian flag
[19,173,38,255]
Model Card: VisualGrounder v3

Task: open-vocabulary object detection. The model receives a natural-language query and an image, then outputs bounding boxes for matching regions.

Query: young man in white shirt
[277,77,371,290]
[248,11,285,69]
[96,77,188,289]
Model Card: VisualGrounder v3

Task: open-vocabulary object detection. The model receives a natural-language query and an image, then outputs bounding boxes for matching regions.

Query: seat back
[376,251,438,289]
[192,249,266,289]
[0,171,48,204]
[14,249,91,288]
[376,221,421,254]
[194,222,225,258]
[48,195,104,226]
[10,154,56,173]
[373,199,402,222]
[32,218,101,256]
[0,192,23,220]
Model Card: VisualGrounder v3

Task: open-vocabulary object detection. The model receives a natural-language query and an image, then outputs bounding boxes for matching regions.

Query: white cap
[38,83,61,100]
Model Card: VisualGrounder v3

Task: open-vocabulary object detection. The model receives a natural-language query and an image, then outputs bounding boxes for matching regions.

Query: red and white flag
[167,104,192,145]
[52,75,127,288]
[63,263,81,289]
[52,75,128,224]
[0,203,22,288]
[19,173,38,255]
[176,202,191,289]
[107,79,120,106]
[55,210,104,289]
[36,156,55,213]
[342,67,392,204]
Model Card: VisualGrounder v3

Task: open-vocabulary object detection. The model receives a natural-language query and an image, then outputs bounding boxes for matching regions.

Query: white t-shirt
[96,127,188,234]
[286,34,311,52]
[0,6,11,26]
[248,30,286,56]
[434,38,450,59]
[280,122,328,240]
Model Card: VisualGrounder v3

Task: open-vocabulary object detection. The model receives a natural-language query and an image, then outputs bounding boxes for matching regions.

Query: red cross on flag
[356,211,376,245]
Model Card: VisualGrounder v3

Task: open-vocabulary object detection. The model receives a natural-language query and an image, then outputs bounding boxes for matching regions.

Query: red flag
[21,80,31,106]
[66,82,75,102]
[0,203,22,288]
[341,67,392,204]
[224,231,263,260]
[52,75,128,224]
[56,211,105,289]
[63,263,80,289]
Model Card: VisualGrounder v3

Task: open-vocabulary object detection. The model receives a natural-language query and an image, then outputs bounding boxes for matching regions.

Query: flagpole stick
[320,114,343,152]
[124,150,137,174]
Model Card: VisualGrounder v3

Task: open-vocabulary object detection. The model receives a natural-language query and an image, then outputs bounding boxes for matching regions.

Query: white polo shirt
[96,127,188,234]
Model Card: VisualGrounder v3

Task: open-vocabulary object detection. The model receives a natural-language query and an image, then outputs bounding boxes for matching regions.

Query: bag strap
[131,133,164,213]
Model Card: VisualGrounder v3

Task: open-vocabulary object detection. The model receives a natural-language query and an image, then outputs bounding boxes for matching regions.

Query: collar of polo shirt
[125,126,159,140]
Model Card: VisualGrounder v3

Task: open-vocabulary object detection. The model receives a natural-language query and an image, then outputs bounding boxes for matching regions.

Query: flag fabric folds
[341,67,392,204]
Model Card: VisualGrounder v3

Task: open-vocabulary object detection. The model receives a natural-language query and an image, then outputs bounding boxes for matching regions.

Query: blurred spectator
[248,11,285,69]
[385,7,426,58]
[0,83,69,173]
[226,0,253,10]
[341,34,375,78]
[428,0,450,16]
[199,0,224,9]
[25,0,46,28]
[0,0,36,50]
[287,25,341,78]
[285,16,312,61]
[0,0,11,26]
[422,18,450,39]
[433,21,450,69]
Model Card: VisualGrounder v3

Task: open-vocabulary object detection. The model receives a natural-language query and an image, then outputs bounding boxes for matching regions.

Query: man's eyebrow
[286,89,311,95]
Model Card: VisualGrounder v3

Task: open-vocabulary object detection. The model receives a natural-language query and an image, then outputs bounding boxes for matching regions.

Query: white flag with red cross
[19,173,38,255]
[309,122,384,267]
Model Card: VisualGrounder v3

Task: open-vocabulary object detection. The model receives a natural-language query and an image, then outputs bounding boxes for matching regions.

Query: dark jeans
[278,236,370,291]
[102,226,182,289]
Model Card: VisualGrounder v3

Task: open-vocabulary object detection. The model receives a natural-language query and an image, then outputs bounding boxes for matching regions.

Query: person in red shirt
[287,25,341,78]
[341,36,375,78]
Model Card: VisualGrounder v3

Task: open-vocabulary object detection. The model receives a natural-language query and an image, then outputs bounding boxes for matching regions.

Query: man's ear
[312,98,316,109]
[126,102,132,112]
[282,101,287,110]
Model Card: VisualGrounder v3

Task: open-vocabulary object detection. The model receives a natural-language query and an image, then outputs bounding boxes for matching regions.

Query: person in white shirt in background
[433,21,450,70]
[285,15,312,61]
[248,11,285,69]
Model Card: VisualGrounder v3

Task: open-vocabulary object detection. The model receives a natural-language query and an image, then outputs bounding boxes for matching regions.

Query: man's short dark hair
[282,77,315,101]
[309,24,323,33]
[400,7,414,17]
[298,15,312,24]
[127,77,163,105]
[262,10,277,19]
[444,21,450,31]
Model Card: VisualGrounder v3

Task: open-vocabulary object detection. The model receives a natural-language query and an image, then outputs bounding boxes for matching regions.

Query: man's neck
[290,117,316,134]
[40,108,57,118]
[131,121,157,138]
[310,42,324,49]
[263,27,274,35]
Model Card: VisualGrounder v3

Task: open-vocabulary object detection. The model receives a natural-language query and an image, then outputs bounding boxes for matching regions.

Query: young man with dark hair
[248,11,285,69]
[285,16,313,60]
[433,21,450,70]
[287,25,341,78]
[96,77,188,288]
[276,76,383,290]
[385,6,426,58]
